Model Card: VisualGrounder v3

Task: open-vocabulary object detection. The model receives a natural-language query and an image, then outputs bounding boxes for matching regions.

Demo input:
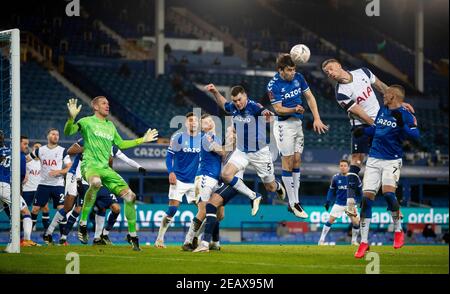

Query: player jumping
[64,97,158,251]
[268,54,328,218]
[205,84,286,204]
[354,85,419,258]
[321,59,414,217]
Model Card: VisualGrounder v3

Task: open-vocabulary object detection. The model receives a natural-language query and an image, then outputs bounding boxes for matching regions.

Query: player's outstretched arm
[348,104,375,125]
[303,90,329,134]
[115,149,143,170]
[64,98,82,136]
[67,142,84,156]
[205,84,227,110]
[113,128,158,150]
[373,77,389,94]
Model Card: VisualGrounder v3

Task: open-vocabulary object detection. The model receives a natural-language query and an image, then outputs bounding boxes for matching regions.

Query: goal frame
[1,28,21,253]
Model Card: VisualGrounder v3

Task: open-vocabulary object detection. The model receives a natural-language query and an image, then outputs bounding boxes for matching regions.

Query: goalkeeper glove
[143,129,158,143]
[138,167,147,175]
[391,110,404,127]
[67,98,82,119]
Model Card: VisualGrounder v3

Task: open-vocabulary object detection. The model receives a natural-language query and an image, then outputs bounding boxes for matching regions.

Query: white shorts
[330,204,352,218]
[273,118,304,156]
[195,175,219,202]
[169,180,196,204]
[363,157,402,194]
[0,182,28,211]
[228,146,275,183]
[65,172,78,196]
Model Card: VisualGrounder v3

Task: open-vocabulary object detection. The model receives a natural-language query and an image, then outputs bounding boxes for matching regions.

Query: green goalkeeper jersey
[64,115,143,168]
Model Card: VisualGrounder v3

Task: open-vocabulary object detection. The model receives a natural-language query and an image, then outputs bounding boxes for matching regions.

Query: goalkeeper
[64,97,158,251]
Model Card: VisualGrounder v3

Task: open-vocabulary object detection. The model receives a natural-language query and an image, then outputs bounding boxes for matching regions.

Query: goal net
[0,29,21,253]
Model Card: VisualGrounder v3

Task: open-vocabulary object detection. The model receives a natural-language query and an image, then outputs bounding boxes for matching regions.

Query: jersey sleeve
[250,101,264,116]
[297,73,310,93]
[113,124,143,149]
[62,148,72,165]
[224,101,234,113]
[335,84,356,112]
[168,132,182,154]
[329,175,337,189]
[267,80,283,105]
[361,67,377,84]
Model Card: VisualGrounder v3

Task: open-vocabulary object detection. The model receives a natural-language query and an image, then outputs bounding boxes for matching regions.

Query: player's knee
[122,190,136,203]
[217,208,225,221]
[111,204,121,214]
[89,176,102,189]
[221,170,233,183]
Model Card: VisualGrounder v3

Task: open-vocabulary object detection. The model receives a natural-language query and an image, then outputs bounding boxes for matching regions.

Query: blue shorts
[215,183,239,206]
[351,124,373,154]
[95,187,118,210]
[22,191,36,207]
[34,185,65,208]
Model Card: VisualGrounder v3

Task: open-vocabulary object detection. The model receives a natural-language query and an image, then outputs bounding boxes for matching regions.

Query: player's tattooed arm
[272,103,301,115]
[373,77,389,94]
[348,104,375,125]
[303,89,329,134]
[67,142,84,156]
[205,84,227,110]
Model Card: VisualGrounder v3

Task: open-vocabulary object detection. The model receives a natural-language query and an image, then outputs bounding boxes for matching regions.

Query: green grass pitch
[0,244,448,274]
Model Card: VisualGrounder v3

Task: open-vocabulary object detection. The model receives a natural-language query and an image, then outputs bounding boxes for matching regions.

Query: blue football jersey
[328,174,358,206]
[0,146,11,183]
[0,147,26,183]
[197,132,222,180]
[267,72,309,121]
[20,152,26,182]
[369,106,419,160]
[167,131,201,183]
[224,99,267,153]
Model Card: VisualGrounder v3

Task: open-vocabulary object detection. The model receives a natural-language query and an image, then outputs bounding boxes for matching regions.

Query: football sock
[292,168,301,204]
[105,211,120,233]
[352,224,360,243]
[124,201,137,235]
[22,215,32,240]
[184,217,202,244]
[347,165,361,200]
[203,204,217,244]
[319,221,332,242]
[79,185,99,225]
[64,210,79,236]
[94,213,105,239]
[42,212,50,231]
[282,170,295,206]
[157,215,172,241]
[229,177,256,200]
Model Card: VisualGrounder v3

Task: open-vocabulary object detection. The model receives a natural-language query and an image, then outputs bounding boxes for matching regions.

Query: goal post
[0,28,21,253]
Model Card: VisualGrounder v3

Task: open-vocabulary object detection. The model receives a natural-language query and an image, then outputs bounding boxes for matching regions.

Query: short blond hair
[91,96,107,109]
